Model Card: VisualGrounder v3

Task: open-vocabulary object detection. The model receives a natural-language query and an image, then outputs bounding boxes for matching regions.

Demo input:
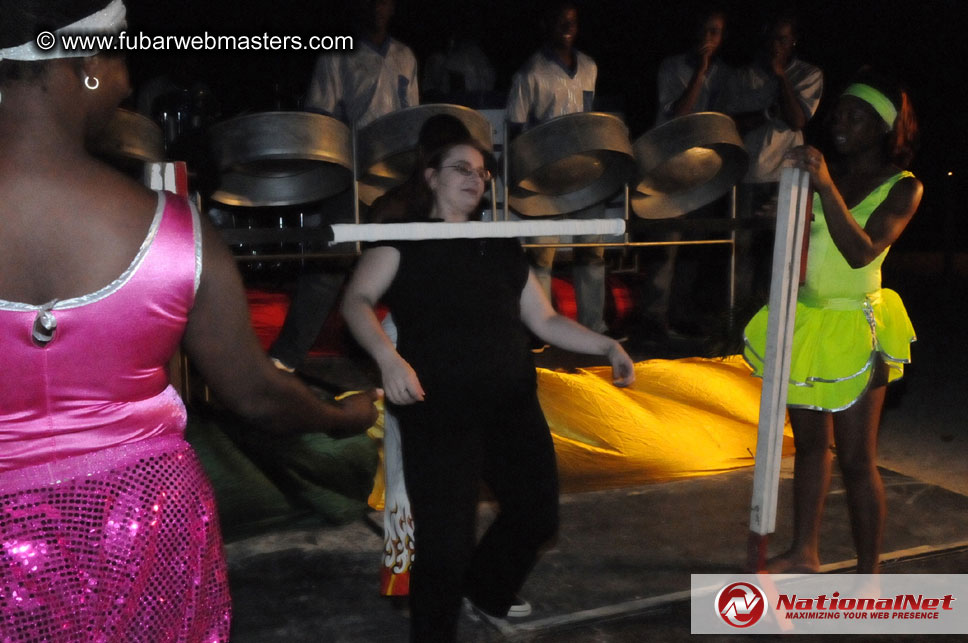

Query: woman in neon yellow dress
[744,72,922,573]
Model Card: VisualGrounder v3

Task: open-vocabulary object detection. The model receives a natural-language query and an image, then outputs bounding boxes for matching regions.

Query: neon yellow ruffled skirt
[743,288,915,411]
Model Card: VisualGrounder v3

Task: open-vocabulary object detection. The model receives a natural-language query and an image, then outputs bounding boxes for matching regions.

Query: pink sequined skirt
[0,435,231,642]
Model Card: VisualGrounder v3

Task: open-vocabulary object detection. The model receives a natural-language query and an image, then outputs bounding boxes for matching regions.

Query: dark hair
[761,8,799,42]
[369,115,473,223]
[694,3,726,34]
[540,1,579,33]
[843,68,919,169]
[416,115,472,165]
[403,138,495,221]
[0,0,114,84]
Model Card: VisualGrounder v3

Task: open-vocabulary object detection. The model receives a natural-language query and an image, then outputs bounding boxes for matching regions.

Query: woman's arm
[787,146,923,268]
[181,216,378,436]
[519,271,635,386]
[340,246,426,405]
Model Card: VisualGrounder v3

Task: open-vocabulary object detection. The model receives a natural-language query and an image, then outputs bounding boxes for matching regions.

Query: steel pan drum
[356,104,493,205]
[209,111,352,207]
[507,112,635,216]
[631,112,747,219]
[93,109,165,163]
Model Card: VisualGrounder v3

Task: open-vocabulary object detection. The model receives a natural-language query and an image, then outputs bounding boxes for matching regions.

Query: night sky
[122,0,967,250]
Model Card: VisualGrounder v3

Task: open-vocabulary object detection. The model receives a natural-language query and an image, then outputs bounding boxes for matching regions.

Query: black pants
[395,388,560,642]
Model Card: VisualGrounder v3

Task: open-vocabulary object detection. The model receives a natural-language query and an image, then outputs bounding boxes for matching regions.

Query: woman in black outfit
[341,131,635,642]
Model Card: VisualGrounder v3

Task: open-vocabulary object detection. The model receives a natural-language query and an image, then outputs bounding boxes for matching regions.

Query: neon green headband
[842,83,898,127]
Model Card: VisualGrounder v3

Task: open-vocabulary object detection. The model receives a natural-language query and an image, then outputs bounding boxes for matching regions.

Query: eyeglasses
[441,162,492,183]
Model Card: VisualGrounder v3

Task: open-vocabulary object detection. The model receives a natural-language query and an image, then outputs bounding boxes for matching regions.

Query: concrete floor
[224,467,968,642]
[219,251,968,641]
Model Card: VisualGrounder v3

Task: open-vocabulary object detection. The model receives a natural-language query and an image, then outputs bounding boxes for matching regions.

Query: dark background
[123,0,967,252]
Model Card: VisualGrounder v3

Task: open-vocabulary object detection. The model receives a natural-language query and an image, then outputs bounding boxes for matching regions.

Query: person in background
[341,123,635,641]
[641,4,730,338]
[506,1,615,341]
[0,0,378,640]
[744,71,922,573]
[421,5,496,107]
[723,12,823,314]
[269,0,418,373]
[655,4,729,125]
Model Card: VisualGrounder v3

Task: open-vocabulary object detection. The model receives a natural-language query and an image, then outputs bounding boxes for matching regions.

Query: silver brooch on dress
[32,300,58,346]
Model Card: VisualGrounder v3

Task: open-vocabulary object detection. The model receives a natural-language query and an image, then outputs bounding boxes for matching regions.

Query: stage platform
[213,251,968,641]
[224,463,968,642]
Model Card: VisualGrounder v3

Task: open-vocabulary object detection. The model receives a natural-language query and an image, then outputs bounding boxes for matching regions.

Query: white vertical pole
[747,166,811,567]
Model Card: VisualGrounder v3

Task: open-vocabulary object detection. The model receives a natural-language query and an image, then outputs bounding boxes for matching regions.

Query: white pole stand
[747,166,811,571]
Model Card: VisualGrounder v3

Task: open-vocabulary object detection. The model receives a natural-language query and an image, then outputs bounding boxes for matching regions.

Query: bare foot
[765,550,820,574]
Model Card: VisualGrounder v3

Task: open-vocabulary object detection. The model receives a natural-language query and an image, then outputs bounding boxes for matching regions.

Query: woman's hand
[379,353,426,405]
[607,341,636,387]
[697,42,716,74]
[785,145,834,191]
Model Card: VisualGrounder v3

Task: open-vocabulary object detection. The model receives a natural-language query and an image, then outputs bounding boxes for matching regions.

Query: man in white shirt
[304,0,417,127]
[655,8,729,126]
[506,2,610,337]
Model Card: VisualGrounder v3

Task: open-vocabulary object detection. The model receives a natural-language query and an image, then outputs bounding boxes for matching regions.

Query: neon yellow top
[743,171,917,411]
[801,171,912,303]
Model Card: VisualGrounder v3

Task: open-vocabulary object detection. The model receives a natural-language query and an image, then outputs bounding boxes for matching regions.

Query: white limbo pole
[747,166,811,571]
[328,218,625,243]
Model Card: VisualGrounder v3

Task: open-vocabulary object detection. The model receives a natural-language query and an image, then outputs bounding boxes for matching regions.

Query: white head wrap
[0,0,126,62]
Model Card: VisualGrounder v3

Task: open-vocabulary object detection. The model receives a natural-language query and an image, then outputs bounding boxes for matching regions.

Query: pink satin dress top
[0,192,199,473]
[0,193,232,642]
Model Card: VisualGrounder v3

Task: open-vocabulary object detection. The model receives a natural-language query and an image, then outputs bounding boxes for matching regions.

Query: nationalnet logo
[776,591,954,621]
[692,574,968,634]
[716,582,768,627]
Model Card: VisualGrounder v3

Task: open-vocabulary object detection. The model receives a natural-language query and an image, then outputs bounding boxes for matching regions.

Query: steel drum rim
[209,111,353,171]
[509,154,635,216]
[631,145,748,218]
[633,111,743,172]
[356,103,494,172]
[630,111,748,219]
[209,110,349,135]
[354,103,495,205]
[211,165,353,208]
[507,112,634,188]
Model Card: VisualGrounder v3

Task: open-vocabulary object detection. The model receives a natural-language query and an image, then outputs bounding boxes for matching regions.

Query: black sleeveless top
[379,236,536,403]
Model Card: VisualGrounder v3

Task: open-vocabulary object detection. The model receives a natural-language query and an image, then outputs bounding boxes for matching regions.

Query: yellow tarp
[368,355,793,508]
[539,355,793,492]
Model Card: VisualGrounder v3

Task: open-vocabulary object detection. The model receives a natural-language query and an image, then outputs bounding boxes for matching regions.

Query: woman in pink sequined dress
[0,2,378,641]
